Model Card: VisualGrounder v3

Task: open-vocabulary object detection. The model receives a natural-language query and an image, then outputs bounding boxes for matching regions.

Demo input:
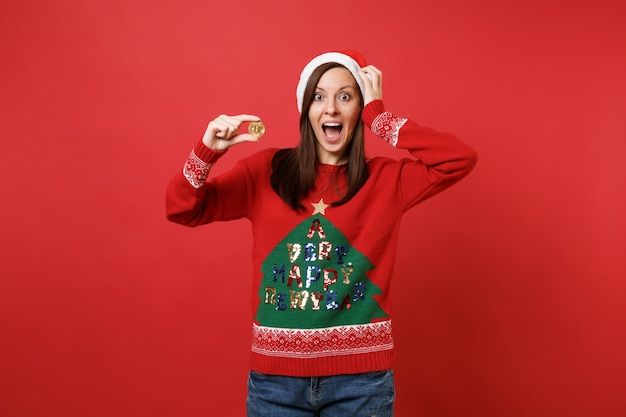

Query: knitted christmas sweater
[166,100,477,377]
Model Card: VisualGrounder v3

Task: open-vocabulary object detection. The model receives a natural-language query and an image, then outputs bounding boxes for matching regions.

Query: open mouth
[322,122,343,141]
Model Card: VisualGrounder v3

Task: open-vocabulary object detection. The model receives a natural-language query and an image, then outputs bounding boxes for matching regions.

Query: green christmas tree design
[256,215,388,329]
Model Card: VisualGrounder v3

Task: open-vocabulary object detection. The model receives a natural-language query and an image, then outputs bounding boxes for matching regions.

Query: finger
[216,114,241,132]
[358,71,383,104]
[359,71,379,93]
[209,120,233,139]
[215,115,242,139]
[362,66,382,84]
[209,114,262,141]
[363,65,382,76]
[362,69,381,83]
[231,114,262,123]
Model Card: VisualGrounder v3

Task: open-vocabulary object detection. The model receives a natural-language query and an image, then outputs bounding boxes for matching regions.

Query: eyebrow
[315,85,357,92]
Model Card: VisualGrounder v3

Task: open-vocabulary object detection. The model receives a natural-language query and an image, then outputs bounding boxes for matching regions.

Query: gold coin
[248,121,265,138]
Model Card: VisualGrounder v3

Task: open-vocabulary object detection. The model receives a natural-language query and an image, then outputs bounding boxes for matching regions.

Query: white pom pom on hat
[296,50,367,113]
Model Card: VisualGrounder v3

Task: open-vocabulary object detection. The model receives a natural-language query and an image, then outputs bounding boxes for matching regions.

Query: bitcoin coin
[248,121,265,138]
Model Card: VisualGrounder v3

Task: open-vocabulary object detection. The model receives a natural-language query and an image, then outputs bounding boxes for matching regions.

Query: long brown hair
[270,62,369,211]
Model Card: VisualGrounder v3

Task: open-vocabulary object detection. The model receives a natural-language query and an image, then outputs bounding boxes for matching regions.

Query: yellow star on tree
[311,198,331,215]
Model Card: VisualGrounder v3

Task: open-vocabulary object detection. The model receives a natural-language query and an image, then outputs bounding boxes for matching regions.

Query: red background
[1,1,625,416]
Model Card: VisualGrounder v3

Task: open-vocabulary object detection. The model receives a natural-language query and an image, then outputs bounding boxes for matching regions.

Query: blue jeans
[246,370,395,417]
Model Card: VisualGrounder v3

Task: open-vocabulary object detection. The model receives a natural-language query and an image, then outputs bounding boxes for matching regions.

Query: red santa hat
[296,50,367,113]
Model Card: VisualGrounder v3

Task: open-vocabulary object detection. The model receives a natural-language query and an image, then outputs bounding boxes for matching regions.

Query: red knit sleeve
[165,141,252,226]
[362,100,478,209]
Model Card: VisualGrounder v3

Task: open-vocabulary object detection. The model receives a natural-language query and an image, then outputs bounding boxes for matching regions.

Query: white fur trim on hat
[296,51,365,113]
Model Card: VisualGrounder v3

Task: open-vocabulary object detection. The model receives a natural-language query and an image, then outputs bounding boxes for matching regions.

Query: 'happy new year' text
[263,218,368,312]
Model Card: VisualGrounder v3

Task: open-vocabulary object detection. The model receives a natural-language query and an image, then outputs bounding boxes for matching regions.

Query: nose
[324,99,338,115]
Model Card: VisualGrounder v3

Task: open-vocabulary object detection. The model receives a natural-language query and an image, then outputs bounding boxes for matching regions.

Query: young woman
[166,50,477,417]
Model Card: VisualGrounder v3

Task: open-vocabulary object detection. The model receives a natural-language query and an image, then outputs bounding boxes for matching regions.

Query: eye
[339,93,351,101]
[313,93,324,101]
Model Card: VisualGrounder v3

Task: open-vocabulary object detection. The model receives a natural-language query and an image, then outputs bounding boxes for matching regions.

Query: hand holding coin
[203,114,263,151]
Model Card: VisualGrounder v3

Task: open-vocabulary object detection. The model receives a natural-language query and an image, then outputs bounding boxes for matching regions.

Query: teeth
[323,122,341,127]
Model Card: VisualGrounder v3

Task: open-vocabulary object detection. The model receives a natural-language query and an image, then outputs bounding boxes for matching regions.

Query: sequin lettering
[307,219,326,238]
[290,289,309,310]
[310,292,324,310]
[273,263,286,283]
[353,282,366,301]
[265,287,277,304]
[262,217,376,315]
[326,290,339,310]
[341,262,354,284]
[275,292,288,311]
[289,241,342,263]
[287,243,302,263]
[304,242,317,261]
[323,269,338,290]
[287,264,303,288]
[335,245,349,264]
[306,266,321,288]
[318,241,332,260]
[265,283,367,311]
[339,294,352,310]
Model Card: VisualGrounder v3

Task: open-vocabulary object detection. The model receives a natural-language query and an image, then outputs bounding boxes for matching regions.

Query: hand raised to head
[358,65,383,106]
